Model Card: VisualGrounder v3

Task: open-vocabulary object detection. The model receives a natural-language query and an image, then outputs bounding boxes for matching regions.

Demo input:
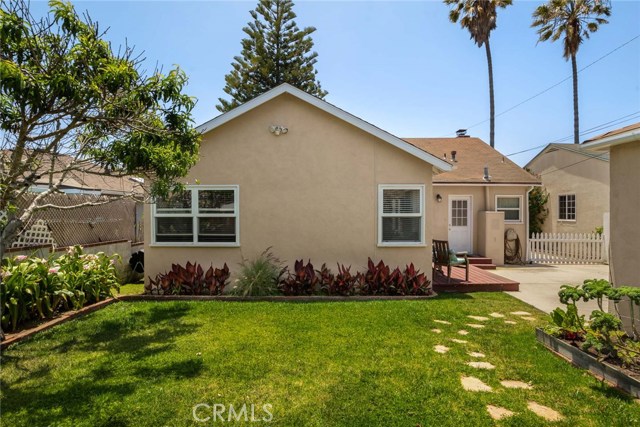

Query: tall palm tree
[444,0,512,148]
[532,0,611,144]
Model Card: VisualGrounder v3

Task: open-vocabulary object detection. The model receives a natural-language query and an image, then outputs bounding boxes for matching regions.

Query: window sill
[150,243,240,248]
[377,243,427,248]
[557,220,577,223]
[504,221,523,225]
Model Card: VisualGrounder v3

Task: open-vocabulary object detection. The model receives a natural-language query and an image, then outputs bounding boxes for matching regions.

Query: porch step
[467,257,496,270]
[467,257,492,264]
[474,264,497,270]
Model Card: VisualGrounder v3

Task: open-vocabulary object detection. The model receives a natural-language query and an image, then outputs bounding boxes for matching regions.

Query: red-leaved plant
[279,260,319,295]
[146,262,229,295]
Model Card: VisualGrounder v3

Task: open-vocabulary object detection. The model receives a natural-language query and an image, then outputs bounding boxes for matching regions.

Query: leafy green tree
[528,185,549,236]
[532,0,611,144]
[0,0,201,259]
[444,0,512,148]
[217,0,327,112]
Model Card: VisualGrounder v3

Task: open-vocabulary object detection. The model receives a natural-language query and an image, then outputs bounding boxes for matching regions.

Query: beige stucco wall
[431,184,529,263]
[144,93,434,284]
[608,141,640,332]
[527,149,609,234]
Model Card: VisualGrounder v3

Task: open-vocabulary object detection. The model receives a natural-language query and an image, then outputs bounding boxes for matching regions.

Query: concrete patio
[497,263,609,315]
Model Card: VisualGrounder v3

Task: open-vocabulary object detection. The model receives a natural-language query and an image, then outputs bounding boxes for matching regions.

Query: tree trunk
[571,53,580,144]
[485,40,495,148]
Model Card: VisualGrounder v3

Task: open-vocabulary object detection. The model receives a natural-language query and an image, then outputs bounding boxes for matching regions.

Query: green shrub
[0,246,119,331]
[230,249,284,297]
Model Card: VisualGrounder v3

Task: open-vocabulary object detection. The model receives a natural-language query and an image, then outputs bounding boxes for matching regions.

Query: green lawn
[1,294,638,426]
[117,283,144,296]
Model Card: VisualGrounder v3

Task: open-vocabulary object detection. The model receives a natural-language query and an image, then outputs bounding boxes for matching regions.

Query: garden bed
[120,294,438,302]
[1,298,119,350]
[536,327,640,398]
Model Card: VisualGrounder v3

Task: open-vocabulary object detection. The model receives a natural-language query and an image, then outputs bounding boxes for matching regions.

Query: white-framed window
[496,195,522,223]
[558,194,576,221]
[152,185,239,246]
[378,184,425,246]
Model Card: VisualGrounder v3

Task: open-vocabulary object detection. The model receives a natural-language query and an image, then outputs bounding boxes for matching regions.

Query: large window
[153,185,239,246]
[378,185,425,246]
[558,194,576,221]
[496,195,522,223]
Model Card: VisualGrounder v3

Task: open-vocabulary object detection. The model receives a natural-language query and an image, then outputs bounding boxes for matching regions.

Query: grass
[117,283,144,295]
[1,293,638,426]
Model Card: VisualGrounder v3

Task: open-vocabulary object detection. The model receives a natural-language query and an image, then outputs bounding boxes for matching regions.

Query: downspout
[525,186,534,263]
[484,186,490,211]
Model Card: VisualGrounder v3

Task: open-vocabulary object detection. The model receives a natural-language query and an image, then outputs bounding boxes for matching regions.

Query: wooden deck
[433,264,519,292]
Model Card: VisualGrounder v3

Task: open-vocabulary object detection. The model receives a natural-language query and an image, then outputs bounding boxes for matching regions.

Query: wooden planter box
[536,328,640,398]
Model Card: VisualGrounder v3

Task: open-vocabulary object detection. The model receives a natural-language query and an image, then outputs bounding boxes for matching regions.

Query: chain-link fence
[10,193,143,248]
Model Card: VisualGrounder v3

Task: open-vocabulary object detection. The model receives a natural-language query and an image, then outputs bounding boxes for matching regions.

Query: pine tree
[217,0,327,112]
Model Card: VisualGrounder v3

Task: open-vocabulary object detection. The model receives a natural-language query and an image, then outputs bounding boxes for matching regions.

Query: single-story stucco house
[583,121,640,333]
[525,143,609,234]
[404,136,540,265]
[144,84,452,283]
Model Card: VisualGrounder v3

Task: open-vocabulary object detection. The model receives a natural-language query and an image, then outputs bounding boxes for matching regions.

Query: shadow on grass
[1,302,203,425]
[589,380,636,402]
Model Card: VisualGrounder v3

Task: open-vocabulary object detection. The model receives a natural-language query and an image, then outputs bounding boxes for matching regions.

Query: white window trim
[495,195,523,224]
[151,185,240,247]
[558,193,577,222]
[378,184,426,247]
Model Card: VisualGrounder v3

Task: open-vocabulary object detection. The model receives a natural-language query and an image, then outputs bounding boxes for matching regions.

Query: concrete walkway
[496,264,609,315]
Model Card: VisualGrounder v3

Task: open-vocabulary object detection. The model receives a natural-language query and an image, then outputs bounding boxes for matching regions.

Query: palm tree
[444,0,512,148]
[532,0,611,144]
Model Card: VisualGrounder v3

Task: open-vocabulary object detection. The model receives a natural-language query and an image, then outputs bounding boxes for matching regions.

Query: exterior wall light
[436,194,443,203]
[269,125,288,136]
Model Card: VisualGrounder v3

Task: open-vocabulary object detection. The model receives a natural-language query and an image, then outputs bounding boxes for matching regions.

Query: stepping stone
[434,345,450,354]
[501,380,533,390]
[521,316,537,321]
[468,315,489,321]
[434,320,451,325]
[431,328,442,333]
[527,401,564,421]
[466,361,495,370]
[458,330,469,335]
[468,351,485,358]
[461,376,492,392]
[504,320,517,325]
[486,405,515,420]
[467,324,485,329]
[489,312,505,318]
[511,311,532,316]
[450,338,468,344]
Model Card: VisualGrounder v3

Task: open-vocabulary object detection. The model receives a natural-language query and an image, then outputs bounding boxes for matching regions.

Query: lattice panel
[11,219,56,248]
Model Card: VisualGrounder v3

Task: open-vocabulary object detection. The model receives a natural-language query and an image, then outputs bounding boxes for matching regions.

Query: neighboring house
[144,83,451,282]
[583,122,640,334]
[525,143,609,234]
[405,136,540,265]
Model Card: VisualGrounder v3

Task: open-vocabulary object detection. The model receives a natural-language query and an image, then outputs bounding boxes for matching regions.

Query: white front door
[448,196,472,253]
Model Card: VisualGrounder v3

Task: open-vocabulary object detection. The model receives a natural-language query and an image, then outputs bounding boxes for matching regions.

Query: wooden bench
[432,240,470,283]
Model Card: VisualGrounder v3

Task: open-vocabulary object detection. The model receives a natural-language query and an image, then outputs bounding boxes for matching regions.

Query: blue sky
[32,1,640,165]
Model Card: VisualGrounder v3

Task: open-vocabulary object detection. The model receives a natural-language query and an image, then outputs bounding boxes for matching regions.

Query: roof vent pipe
[483,166,491,181]
[451,150,457,162]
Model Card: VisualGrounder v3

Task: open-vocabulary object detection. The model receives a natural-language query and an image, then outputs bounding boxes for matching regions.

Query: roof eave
[583,128,640,151]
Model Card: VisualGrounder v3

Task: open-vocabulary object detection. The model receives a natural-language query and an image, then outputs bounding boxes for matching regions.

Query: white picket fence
[527,232,606,264]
